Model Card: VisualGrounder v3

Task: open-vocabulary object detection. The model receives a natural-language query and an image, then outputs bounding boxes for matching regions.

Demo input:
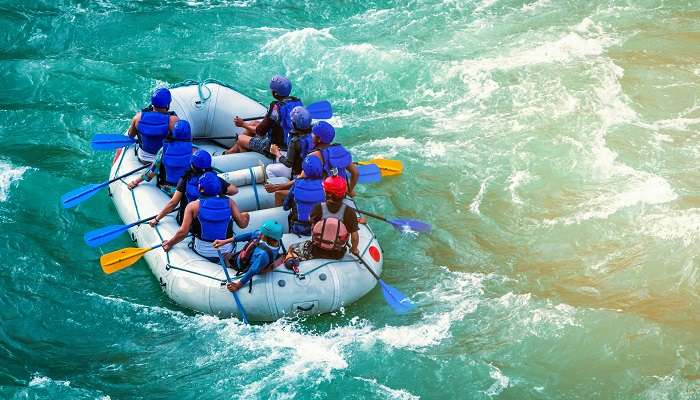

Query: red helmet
[322,176,347,199]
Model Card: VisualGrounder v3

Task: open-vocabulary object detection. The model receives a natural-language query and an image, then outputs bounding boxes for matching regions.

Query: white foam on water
[521,0,551,12]
[543,175,677,226]
[475,0,498,13]
[0,160,29,202]
[641,208,700,247]
[355,377,420,400]
[637,116,700,133]
[641,375,700,400]
[442,17,618,84]
[260,27,336,55]
[29,374,71,388]
[484,364,510,397]
[490,292,580,339]
[540,54,680,226]
[186,0,253,7]
[26,373,111,398]
[507,171,532,205]
[470,176,493,215]
[353,137,417,158]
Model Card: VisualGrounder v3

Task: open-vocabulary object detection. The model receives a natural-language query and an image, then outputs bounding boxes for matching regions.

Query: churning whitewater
[1,1,699,399]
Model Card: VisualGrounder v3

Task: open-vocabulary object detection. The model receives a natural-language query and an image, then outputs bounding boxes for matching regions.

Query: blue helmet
[290,106,311,130]
[191,149,212,169]
[260,219,283,240]
[312,121,335,144]
[198,172,221,196]
[151,88,171,108]
[172,120,192,140]
[302,155,323,178]
[269,75,291,97]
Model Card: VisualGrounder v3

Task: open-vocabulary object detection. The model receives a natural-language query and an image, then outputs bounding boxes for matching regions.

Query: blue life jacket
[320,144,353,180]
[161,139,192,185]
[185,171,204,203]
[299,133,313,161]
[277,97,303,146]
[197,196,232,242]
[291,178,325,235]
[137,109,171,155]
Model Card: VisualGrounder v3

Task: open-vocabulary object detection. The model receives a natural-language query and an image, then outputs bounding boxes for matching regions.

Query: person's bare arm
[150,191,183,226]
[346,163,359,197]
[168,115,179,131]
[230,199,250,228]
[128,112,141,138]
[162,202,195,251]
[350,231,359,256]
[265,179,294,193]
[234,116,258,136]
[225,183,239,196]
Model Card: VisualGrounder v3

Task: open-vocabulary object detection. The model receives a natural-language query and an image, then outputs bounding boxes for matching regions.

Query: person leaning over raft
[264,106,315,206]
[162,172,249,262]
[285,175,359,262]
[149,149,238,226]
[128,87,179,164]
[303,121,359,197]
[127,120,193,195]
[283,155,325,236]
[265,105,314,181]
[212,220,283,292]
[224,75,302,156]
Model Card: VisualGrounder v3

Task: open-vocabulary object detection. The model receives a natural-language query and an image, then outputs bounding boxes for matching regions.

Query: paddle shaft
[354,253,381,281]
[356,209,390,224]
[64,164,150,204]
[217,250,249,324]
[123,207,180,230]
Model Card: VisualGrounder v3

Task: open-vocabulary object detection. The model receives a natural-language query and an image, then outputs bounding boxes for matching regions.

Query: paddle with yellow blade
[357,159,403,177]
[99,244,162,274]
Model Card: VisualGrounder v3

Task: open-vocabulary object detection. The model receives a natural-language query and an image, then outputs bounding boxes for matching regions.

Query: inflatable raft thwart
[107,82,383,322]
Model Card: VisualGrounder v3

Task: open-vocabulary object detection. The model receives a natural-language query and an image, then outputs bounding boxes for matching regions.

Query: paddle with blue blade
[91,134,136,151]
[61,164,150,209]
[84,209,179,247]
[217,250,249,324]
[354,253,415,314]
[303,100,333,119]
[356,164,382,184]
[356,208,432,234]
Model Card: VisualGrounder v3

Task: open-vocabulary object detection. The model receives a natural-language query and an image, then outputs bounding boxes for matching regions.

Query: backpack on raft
[312,203,349,252]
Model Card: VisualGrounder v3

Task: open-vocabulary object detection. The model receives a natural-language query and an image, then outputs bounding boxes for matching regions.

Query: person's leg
[233,135,253,153]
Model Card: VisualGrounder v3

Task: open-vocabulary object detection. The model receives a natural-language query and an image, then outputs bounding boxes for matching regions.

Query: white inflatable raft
[107,82,383,322]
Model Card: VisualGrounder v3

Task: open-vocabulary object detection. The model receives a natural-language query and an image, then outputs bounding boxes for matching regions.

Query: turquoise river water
[1,0,699,399]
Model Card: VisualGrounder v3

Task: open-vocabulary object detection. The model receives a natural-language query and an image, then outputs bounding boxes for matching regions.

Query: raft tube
[107,82,383,321]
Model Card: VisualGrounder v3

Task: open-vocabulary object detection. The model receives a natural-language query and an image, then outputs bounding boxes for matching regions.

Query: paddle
[91,134,136,151]
[356,209,432,233]
[61,164,150,209]
[357,159,403,177]
[217,250,250,324]
[100,243,162,274]
[241,99,333,122]
[84,209,179,247]
[354,253,415,314]
[356,164,382,184]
